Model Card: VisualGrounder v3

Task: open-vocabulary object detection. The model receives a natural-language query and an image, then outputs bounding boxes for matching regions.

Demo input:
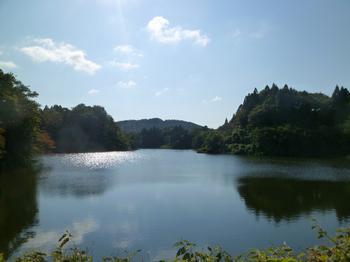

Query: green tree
[0,70,41,168]
[218,84,350,157]
[139,127,165,148]
[200,131,226,154]
[40,104,129,153]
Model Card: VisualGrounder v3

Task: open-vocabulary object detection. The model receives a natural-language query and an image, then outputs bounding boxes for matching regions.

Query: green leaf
[176,247,186,257]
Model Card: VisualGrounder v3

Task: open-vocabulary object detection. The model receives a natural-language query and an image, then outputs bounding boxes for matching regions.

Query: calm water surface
[1,149,350,260]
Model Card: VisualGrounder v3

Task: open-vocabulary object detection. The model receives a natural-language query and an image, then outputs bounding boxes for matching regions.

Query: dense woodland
[1,69,350,169]
[0,70,41,168]
[0,70,129,169]
[128,84,350,156]
[117,118,202,133]
[40,104,129,153]
[213,84,350,156]
[129,125,209,149]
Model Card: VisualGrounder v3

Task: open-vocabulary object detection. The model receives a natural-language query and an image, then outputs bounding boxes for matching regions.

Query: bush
[4,224,350,261]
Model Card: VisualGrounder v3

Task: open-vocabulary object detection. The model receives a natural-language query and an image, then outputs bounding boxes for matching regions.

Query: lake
[1,149,350,260]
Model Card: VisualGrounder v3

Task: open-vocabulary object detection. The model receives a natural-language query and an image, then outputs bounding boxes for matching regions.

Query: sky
[0,0,349,128]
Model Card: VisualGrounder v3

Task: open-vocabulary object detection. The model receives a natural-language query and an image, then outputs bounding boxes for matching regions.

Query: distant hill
[117,118,202,133]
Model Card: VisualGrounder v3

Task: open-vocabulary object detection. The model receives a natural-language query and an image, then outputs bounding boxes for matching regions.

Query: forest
[40,104,129,153]
[213,84,350,156]
[130,84,350,157]
[117,118,202,133]
[0,70,130,169]
[1,69,350,169]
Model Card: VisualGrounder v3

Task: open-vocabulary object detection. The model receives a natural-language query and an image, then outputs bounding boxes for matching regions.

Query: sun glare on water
[58,151,143,169]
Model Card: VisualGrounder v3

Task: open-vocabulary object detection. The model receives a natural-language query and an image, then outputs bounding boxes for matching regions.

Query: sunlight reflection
[59,151,143,169]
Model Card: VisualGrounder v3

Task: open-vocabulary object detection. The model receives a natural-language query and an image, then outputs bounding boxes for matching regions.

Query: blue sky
[0,0,349,127]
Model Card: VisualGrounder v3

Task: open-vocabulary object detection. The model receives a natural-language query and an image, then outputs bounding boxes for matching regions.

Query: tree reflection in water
[0,165,40,258]
[237,176,350,223]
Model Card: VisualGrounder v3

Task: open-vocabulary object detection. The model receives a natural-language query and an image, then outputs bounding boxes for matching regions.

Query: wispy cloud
[20,38,101,74]
[114,45,143,57]
[232,29,241,39]
[211,96,222,102]
[147,16,210,47]
[110,60,139,71]
[250,23,271,39]
[88,89,100,95]
[155,87,169,96]
[202,96,223,104]
[0,60,17,69]
[118,80,137,89]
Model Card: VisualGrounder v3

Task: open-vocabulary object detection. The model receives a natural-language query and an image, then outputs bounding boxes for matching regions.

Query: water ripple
[46,151,143,170]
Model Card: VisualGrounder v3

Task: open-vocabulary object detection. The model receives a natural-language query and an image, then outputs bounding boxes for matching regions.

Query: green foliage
[0,70,41,168]
[7,225,350,261]
[3,69,350,161]
[138,127,165,148]
[198,131,226,154]
[167,126,193,149]
[40,104,130,153]
[211,84,350,156]
[0,69,132,167]
[191,129,207,149]
[124,84,350,157]
[117,118,202,134]
[172,240,232,262]
[307,221,350,261]
[132,126,205,150]
[171,225,350,261]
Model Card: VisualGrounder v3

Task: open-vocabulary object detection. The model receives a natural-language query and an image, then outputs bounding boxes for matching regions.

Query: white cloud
[110,60,139,71]
[114,45,143,57]
[0,60,17,69]
[211,96,222,102]
[114,45,134,54]
[155,87,169,96]
[203,96,223,104]
[250,23,271,39]
[118,80,137,89]
[20,38,101,74]
[147,16,210,46]
[88,89,100,95]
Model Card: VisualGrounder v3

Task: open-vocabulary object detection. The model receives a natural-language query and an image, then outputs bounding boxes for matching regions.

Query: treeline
[129,126,209,149]
[117,118,201,133]
[119,85,350,156]
[2,68,350,163]
[201,84,350,156]
[40,104,129,153]
[123,124,229,153]
[0,70,130,168]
